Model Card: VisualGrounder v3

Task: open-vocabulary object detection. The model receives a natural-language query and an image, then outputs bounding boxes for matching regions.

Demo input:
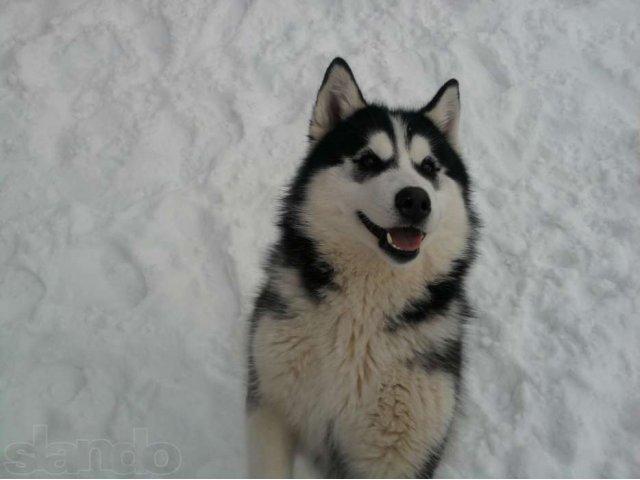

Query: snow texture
[1,0,639,477]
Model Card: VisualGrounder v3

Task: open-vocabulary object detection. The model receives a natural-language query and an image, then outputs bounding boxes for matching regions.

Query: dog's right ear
[309,58,366,143]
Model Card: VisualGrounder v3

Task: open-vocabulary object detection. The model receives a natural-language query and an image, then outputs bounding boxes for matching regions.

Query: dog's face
[292,59,471,266]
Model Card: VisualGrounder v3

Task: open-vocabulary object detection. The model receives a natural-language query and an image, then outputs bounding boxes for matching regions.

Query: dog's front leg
[247,403,295,478]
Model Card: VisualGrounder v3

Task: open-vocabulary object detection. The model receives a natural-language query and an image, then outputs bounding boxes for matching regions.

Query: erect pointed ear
[421,79,460,148]
[309,58,366,142]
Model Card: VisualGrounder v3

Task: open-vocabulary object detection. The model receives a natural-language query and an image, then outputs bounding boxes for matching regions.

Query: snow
[0,0,639,477]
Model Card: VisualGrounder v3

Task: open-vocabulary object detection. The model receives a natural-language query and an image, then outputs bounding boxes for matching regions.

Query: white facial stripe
[390,115,410,167]
[409,135,432,163]
[367,131,394,161]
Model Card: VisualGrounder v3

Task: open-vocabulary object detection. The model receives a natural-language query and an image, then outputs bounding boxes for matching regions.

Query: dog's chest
[254,288,457,473]
[257,295,400,410]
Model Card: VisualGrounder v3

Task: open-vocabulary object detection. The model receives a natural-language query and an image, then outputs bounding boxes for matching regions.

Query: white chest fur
[252,269,461,477]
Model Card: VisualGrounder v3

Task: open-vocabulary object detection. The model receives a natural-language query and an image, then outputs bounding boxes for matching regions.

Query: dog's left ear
[421,79,460,148]
[309,58,366,143]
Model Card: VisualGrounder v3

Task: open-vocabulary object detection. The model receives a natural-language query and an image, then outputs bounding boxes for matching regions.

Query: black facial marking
[279,105,397,299]
[280,99,480,299]
[403,111,471,198]
[351,150,395,183]
[304,105,396,178]
[415,155,442,188]
[355,152,383,171]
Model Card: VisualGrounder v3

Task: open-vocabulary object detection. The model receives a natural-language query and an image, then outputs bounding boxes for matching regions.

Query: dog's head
[285,58,473,268]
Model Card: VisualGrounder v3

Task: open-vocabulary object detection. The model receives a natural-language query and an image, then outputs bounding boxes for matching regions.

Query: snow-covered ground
[0,0,639,477]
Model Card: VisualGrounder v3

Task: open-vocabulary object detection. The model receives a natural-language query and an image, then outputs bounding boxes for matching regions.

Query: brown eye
[356,153,382,171]
[419,156,439,176]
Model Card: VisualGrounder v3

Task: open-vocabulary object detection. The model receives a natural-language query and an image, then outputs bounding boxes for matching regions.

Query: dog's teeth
[386,232,401,250]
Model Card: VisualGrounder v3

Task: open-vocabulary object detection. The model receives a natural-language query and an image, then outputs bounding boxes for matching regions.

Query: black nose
[395,187,431,223]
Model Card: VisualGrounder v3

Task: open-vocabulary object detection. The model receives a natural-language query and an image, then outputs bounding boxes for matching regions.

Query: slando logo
[2,425,181,475]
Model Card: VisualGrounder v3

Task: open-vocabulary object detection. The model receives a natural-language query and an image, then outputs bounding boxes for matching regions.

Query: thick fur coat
[246,58,478,478]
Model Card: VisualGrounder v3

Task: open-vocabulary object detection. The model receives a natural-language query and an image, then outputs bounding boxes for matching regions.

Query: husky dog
[247,58,478,478]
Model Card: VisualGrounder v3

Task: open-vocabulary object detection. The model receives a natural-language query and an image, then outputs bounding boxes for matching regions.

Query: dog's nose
[395,187,431,223]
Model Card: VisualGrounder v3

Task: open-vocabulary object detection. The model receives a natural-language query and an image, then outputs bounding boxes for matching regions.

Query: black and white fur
[247,58,478,478]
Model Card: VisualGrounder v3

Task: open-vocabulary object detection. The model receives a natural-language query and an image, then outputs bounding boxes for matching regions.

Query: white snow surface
[1,0,639,477]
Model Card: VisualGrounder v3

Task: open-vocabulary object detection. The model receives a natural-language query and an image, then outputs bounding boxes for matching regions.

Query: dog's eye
[419,156,440,176]
[355,153,383,171]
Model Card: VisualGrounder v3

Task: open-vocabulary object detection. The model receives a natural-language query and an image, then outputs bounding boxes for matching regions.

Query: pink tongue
[388,228,423,251]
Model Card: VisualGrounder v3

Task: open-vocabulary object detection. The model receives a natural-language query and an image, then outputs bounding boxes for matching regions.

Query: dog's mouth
[356,211,425,263]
